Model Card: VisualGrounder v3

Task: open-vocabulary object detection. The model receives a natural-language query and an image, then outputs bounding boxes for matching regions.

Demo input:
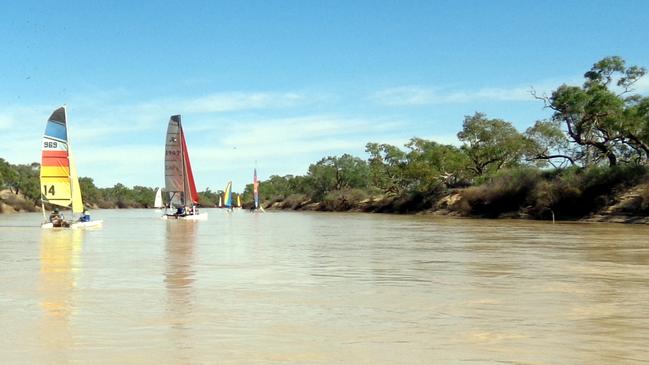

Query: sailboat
[162,115,208,221]
[223,181,233,212]
[252,168,265,212]
[154,187,163,209]
[40,107,103,229]
[236,194,241,208]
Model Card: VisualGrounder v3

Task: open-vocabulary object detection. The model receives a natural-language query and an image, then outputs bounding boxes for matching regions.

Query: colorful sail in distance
[253,168,259,209]
[40,107,84,213]
[223,181,233,208]
[165,115,199,208]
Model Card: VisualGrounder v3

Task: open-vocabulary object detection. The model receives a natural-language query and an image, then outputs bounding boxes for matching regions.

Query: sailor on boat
[49,208,70,227]
[49,208,63,226]
[78,210,91,222]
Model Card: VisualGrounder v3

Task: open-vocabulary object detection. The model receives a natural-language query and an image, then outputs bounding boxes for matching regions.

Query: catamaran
[162,115,207,220]
[223,181,234,212]
[40,107,103,229]
[252,168,265,212]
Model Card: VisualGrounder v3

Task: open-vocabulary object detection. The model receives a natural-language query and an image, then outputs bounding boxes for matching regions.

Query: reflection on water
[164,221,197,364]
[39,229,83,364]
[0,210,648,364]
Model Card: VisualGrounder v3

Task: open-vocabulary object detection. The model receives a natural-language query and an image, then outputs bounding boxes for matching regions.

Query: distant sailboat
[162,115,207,220]
[252,168,265,212]
[154,187,163,209]
[223,181,233,212]
[40,107,102,229]
[236,194,241,208]
[218,195,223,208]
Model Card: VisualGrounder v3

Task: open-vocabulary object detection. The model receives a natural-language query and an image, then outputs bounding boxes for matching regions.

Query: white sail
[154,187,163,208]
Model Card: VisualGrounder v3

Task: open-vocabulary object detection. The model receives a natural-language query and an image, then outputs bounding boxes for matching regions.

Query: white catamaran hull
[41,220,104,229]
[161,212,208,221]
[71,220,104,229]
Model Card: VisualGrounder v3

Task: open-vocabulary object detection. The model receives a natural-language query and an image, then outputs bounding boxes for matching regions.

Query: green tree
[307,154,369,200]
[102,183,135,207]
[79,177,101,205]
[524,120,575,167]
[258,175,293,201]
[457,112,527,176]
[403,138,470,189]
[0,158,17,189]
[10,163,40,200]
[544,56,647,166]
[132,186,155,207]
[198,187,219,207]
[365,142,407,194]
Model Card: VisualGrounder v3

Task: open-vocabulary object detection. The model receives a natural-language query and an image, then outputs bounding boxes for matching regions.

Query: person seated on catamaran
[79,210,91,222]
[176,206,185,216]
[49,208,64,227]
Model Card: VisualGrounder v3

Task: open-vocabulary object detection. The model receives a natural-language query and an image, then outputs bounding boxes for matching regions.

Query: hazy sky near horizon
[1,0,648,191]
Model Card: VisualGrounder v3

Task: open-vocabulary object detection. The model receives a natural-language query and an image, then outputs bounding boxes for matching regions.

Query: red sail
[180,127,199,205]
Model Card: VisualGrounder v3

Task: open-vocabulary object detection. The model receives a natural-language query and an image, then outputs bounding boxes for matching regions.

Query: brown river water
[1,209,648,364]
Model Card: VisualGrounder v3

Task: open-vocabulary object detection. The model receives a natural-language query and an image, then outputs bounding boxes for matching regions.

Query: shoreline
[2,189,648,225]
[260,187,649,225]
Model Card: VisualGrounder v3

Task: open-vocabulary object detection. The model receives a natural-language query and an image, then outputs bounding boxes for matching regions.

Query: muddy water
[1,209,648,364]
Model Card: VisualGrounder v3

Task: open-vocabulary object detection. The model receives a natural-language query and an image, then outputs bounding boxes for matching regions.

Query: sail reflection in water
[39,229,84,363]
[164,221,198,360]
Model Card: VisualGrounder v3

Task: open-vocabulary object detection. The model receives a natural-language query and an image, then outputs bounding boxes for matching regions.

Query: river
[1,209,648,364]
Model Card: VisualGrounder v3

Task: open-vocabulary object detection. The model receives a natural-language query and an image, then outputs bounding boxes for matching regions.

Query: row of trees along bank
[239,57,649,219]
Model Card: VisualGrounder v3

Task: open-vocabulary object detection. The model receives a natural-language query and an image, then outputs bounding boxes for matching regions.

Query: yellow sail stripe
[41,177,72,208]
[40,165,70,178]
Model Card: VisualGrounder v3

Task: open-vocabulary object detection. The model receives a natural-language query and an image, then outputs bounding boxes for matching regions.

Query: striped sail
[165,115,199,208]
[40,107,84,213]
[223,181,232,207]
[253,168,259,209]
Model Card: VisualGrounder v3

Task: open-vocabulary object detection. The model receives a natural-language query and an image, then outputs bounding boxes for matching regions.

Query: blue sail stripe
[44,121,67,141]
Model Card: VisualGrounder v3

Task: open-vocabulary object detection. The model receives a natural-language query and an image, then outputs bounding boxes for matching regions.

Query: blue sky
[1,0,648,192]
